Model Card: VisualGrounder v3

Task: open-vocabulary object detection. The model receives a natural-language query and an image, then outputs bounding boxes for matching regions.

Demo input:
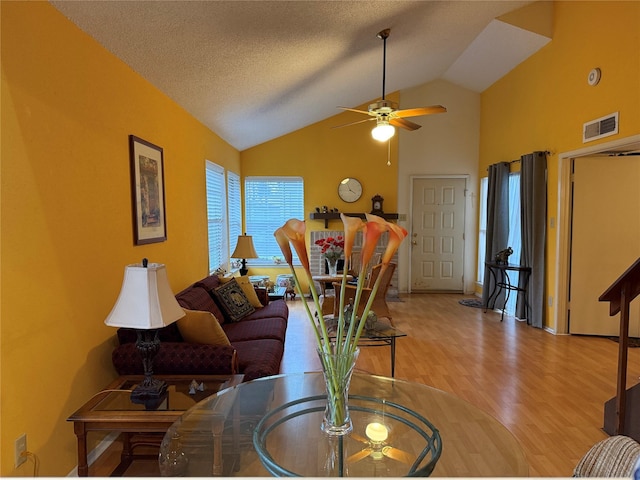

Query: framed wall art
[129,135,167,245]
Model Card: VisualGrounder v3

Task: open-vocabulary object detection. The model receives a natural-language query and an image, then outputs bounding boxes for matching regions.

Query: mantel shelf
[309,212,399,229]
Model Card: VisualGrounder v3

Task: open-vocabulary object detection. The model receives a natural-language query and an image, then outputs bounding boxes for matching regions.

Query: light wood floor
[91,293,640,477]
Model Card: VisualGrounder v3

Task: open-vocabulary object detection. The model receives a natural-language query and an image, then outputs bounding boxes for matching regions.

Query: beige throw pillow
[235,275,264,308]
[177,309,230,345]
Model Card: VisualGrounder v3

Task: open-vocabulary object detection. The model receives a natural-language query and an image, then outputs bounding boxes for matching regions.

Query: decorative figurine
[495,247,513,264]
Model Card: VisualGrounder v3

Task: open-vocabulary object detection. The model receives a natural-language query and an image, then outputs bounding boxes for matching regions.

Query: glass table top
[160,373,528,477]
[324,317,407,340]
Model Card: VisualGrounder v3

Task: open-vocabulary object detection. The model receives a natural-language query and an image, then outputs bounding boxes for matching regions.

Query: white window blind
[227,171,242,256]
[245,176,304,263]
[206,162,227,274]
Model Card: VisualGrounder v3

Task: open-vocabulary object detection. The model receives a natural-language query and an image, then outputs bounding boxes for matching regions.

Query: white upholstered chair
[573,435,640,477]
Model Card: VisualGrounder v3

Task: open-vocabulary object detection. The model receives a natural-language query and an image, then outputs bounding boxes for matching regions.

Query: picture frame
[129,135,167,245]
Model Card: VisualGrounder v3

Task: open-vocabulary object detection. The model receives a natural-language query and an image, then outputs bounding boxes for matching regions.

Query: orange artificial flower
[280,218,310,272]
[274,228,293,266]
[383,222,408,264]
[360,216,388,267]
[340,214,365,263]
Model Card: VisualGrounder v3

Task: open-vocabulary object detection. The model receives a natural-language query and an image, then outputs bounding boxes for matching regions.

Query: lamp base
[130,377,168,409]
[132,329,167,408]
[239,258,248,276]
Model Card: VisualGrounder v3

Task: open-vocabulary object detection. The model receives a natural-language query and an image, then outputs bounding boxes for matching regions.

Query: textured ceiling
[50,1,551,151]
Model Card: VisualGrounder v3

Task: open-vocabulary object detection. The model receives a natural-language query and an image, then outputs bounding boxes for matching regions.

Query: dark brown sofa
[111,274,289,381]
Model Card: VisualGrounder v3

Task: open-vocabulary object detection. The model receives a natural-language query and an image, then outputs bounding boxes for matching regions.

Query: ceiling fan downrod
[377,28,390,101]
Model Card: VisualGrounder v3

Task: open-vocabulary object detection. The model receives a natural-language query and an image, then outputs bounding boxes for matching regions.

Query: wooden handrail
[599,257,640,436]
[599,257,640,315]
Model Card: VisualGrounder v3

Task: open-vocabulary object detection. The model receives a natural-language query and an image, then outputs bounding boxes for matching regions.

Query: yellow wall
[241,95,400,292]
[1,2,239,475]
[479,1,640,329]
[3,0,639,475]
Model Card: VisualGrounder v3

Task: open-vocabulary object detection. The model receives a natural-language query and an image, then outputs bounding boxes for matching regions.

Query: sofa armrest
[255,287,268,305]
[112,342,238,376]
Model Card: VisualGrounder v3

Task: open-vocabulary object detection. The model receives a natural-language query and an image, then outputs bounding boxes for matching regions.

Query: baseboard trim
[67,432,119,477]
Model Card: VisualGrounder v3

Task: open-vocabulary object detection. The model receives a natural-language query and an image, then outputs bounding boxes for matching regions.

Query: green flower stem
[283,258,383,429]
[340,260,371,356]
[288,265,337,350]
[289,268,325,347]
[334,268,350,352]
[351,263,388,347]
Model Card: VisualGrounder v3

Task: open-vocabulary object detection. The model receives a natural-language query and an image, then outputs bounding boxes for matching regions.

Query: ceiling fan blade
[347,448,373,464]
[332,117,376,129]
[350,433,369,444]
[383,446,414,465]
[394,105,447,118]
[338,106,372,116]
[390,117,422,131]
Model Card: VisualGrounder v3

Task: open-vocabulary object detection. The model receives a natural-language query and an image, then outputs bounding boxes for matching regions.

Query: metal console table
[484,262,532,322]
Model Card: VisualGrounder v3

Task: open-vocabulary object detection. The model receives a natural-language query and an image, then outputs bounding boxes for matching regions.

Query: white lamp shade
[104,262,185,329]
[371,122,395,142]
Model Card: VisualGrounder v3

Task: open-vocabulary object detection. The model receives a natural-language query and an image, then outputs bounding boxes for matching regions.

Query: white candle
[366,422,389,442]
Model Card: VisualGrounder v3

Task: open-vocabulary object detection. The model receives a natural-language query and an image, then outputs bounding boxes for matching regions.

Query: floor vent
[583,112,619,143]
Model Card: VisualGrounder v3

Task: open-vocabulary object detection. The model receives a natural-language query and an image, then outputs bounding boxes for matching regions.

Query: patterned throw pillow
[234,275,264,308]
[177,309,230,345]
[213,278,255,322]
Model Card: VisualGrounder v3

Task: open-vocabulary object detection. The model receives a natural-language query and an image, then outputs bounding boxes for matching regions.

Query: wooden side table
[67,374,243,476]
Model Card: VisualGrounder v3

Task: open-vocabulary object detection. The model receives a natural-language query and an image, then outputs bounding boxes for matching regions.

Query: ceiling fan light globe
[371,123,395,142]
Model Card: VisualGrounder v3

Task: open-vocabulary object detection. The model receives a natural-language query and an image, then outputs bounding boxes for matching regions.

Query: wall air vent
[583,112,618,143]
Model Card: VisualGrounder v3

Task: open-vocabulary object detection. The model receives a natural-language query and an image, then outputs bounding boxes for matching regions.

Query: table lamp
[104,259,185,403]
[231,234,259,276]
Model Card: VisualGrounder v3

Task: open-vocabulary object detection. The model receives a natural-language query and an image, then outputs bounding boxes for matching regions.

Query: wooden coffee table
[67,374,243,476]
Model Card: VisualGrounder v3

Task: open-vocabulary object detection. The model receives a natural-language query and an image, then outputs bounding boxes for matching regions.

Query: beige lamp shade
[231,235,259,259]
[104,261,185,329]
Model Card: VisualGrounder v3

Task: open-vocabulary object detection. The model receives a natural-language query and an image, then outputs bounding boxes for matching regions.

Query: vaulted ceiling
[51,1,552,150]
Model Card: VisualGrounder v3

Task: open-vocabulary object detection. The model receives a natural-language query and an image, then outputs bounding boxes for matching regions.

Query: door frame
[408,174,469,293]
[554,134,640,334]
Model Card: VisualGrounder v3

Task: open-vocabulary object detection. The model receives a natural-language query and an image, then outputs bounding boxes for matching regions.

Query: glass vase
[159,430,188,476]
[317,345,360,436]
[326,257,339,276]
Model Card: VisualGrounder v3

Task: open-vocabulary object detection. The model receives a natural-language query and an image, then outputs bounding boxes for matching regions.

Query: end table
[67,374,243,476]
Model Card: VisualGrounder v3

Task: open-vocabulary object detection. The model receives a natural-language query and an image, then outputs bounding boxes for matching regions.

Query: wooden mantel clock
[371,195,384,215]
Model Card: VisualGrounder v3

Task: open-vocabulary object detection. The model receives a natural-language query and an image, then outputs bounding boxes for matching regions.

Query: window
[244,176,304,264]
[477,177,488,283]
[478,172,522,316]
[205,162,228,274]
[227,171,242,257]
[505,172,522,315]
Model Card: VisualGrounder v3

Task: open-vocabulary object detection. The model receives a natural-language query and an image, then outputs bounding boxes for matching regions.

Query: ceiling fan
[346,424,414,466]
[336,28,446,142]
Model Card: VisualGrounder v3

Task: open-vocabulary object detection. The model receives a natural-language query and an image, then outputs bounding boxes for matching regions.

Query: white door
[569,155,640,336]
[410,177,466,292]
